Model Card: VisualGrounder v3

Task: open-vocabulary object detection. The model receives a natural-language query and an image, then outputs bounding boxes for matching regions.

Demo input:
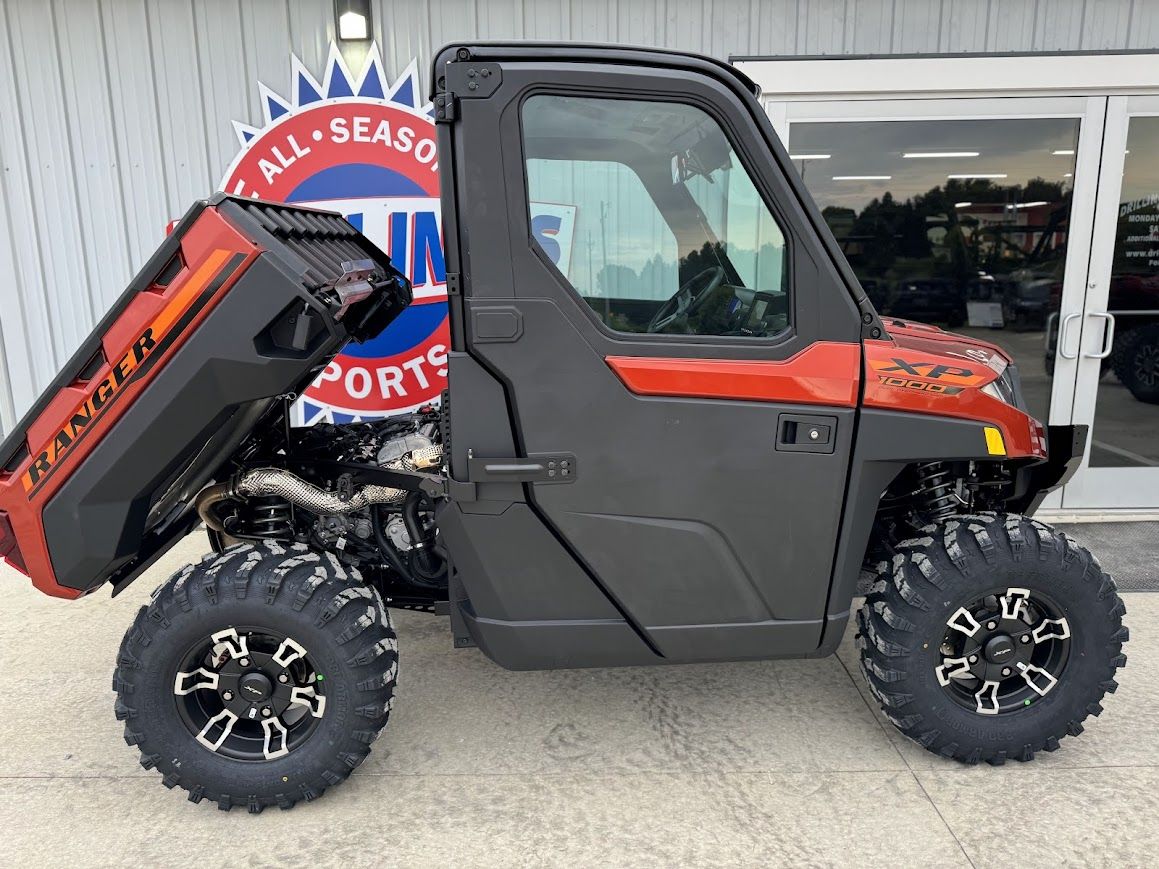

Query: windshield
[681,162,788,297]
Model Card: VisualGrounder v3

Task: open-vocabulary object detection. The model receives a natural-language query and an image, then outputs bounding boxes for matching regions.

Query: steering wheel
[646,266,727,333]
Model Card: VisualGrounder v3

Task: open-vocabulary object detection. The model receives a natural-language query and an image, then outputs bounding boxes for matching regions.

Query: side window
[527,157,680,332]
[523,94,790,338]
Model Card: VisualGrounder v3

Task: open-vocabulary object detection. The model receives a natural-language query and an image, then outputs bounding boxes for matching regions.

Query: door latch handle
[1083,312,1116,360]
[1057,312,1082,359]
[776,413,837,454]
[467,451,577,483]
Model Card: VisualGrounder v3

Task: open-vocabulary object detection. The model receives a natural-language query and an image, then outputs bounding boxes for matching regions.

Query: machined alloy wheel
[114,541,397,812]
[858,513,1127,764]
[935,587,1071,716]
[173,627,327,761]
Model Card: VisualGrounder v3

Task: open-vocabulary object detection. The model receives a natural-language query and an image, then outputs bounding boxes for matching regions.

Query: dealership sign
[221,45,574,424]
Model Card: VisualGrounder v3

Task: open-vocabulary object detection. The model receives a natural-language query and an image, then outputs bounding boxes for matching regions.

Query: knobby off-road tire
[1110,326,1138,387]
[113,541,397,812]
[857,513,1128,764]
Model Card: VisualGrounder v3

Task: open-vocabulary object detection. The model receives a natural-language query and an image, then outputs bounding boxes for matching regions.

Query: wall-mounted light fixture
[335,0,371,42]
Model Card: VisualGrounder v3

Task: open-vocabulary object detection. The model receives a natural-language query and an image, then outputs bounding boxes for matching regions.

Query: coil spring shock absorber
[242,495,293,538]
[914,461,961,520]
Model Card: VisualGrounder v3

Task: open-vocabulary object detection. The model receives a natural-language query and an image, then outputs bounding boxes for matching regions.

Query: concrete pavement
[0,532,1154,867]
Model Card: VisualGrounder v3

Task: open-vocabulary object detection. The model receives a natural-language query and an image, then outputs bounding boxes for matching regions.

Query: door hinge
[437,62,503,123]
[434,93,457,124]
[859,305,885,340]
[446,272,462,296]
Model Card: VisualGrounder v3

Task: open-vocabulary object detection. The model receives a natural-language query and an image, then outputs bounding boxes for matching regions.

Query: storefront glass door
[1066,96,1159,508]
[776,96,1117,510]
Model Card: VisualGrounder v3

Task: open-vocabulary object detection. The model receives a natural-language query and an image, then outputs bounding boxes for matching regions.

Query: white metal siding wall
[1,0,1157,435]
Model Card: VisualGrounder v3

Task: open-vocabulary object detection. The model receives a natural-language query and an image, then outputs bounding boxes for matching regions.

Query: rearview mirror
[671,130,733,183]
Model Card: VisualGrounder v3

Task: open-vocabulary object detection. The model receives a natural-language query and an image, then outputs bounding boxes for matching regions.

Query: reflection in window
[523,95,789,338]
[788,117,1079,425]
[790,118,1078,330]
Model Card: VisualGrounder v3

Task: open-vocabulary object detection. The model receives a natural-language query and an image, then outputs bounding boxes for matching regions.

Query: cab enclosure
[428,43,1082,669]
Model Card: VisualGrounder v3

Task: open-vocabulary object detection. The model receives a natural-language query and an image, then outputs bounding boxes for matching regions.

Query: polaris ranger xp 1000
[0,43,1128,811]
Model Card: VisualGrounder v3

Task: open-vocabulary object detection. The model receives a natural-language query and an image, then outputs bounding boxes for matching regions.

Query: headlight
[981,381,1011,404]
[981,369,1019,406]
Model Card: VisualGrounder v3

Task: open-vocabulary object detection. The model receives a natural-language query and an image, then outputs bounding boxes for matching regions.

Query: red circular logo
[221,48,449,424]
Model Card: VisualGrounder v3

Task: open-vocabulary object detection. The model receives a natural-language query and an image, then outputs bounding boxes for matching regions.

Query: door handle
[1083,312,1116,360]
[1057,312,1082,359]
[467,452,577,483]
[776,413,837,454]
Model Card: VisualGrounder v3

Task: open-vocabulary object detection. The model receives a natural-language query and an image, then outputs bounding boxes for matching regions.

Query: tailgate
[0,194,410,598]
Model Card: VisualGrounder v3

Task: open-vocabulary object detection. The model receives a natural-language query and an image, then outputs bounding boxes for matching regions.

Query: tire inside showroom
[112,542,397,812]
[857,513,1128,764]
[1113,323,1159,404]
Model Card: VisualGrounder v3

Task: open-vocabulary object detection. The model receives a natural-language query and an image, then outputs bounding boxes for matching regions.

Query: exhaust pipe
[235,468,409,514]
[196,481,239,533]
[196,440,444,534]
[196,468,411,535]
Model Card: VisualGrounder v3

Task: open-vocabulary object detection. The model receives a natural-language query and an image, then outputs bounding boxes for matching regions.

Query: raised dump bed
[0,194,410,597]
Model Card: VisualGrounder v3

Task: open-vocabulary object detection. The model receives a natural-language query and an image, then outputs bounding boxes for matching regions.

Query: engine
[195,407,448,602]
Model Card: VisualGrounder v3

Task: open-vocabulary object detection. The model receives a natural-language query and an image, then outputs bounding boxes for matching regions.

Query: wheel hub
[238,671,273,703]
[983,634,1016,664]
[962,618,1036,683]
[935,587,1071,716]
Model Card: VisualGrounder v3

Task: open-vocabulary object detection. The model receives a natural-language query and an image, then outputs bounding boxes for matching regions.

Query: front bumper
[1011,424,1087,514]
